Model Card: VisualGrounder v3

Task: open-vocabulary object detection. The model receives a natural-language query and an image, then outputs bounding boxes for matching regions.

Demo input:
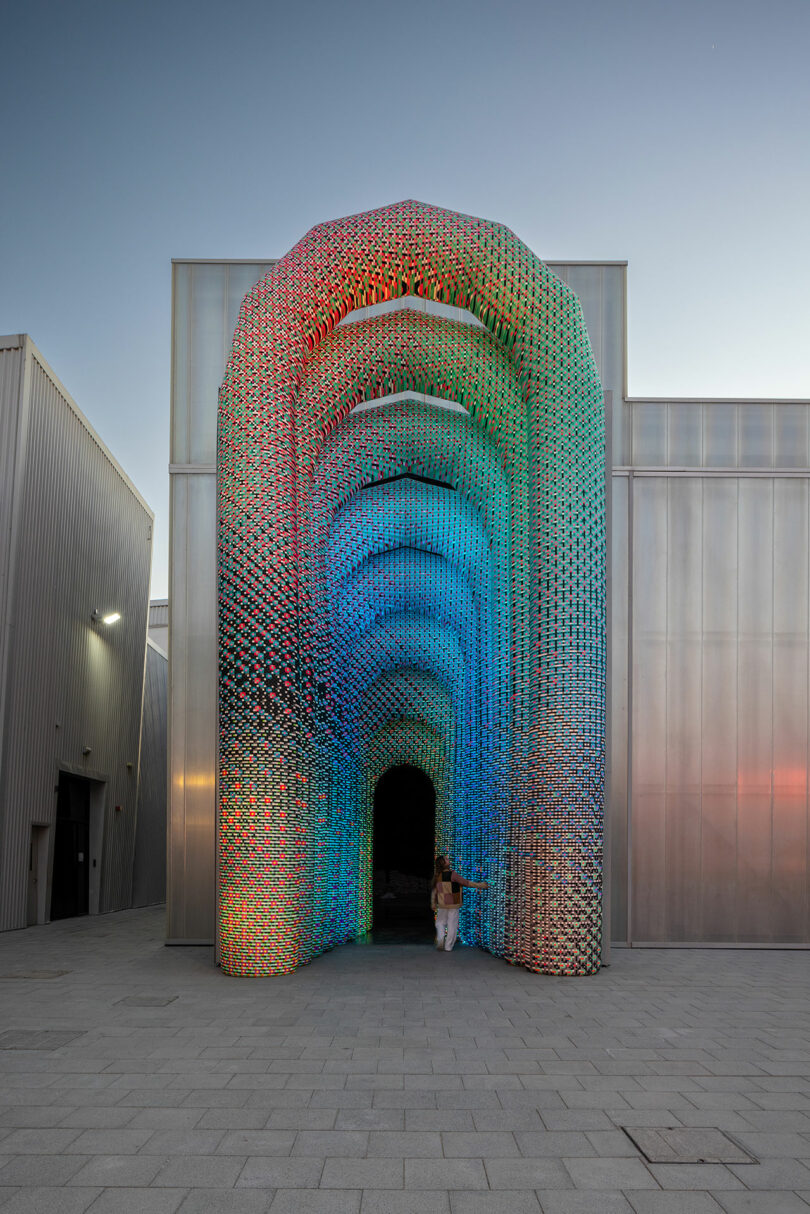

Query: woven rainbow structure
[218,200,605,976]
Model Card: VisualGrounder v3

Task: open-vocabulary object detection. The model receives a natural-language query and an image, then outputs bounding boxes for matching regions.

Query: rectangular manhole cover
[624,1127,756,1164]
[116,995,177,1007]
[0,1030,84,1050]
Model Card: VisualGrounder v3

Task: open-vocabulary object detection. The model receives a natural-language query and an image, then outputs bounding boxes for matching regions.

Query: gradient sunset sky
[2,0,808,595]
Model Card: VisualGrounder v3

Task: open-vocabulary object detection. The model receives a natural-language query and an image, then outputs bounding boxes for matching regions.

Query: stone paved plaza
[1,908,810,1213]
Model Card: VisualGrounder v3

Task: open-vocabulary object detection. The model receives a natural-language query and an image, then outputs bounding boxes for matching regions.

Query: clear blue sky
[2,0,808,597]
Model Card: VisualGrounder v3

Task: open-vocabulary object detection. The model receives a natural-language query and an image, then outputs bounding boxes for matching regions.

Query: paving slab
[176,1192,273,1213]
[626,1196,724,1213]
[0,1190,101,1214]
[535,1193,634,1213]
[1,908,810,1213]
[711,1194,810,1213]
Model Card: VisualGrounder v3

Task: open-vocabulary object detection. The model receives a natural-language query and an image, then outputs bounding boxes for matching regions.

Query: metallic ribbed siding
[0,340,28,822]
[132,639,167,907]
[0,336,153,930]
[148,599,169,654]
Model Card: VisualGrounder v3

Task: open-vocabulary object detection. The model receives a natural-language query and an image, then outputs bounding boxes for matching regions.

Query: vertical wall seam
[735,475,740,942]
[626,469,634,945]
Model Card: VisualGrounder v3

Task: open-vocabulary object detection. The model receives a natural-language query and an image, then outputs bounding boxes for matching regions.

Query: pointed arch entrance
[373,763,435,941]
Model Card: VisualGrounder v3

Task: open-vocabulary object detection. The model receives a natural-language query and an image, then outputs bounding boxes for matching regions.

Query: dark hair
[434,854,448,877]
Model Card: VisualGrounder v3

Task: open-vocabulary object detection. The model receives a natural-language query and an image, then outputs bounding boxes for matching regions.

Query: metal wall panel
[772,478,809,940]
[704,403,738,467]
[633,403,667,466]
[599,267,627,463]
[167,472,217,940]
[0,338,153,930]
[168,262,273,941]
[148,599,169,654]
[736,478,774,939]
[189,265,229,465]
[563,266,602,372]
[609,473,629,941]
[627,401,809,473]
[668,404,702,467]
[171,264,191,464]
[631,476,668,940]
[132,640,168,907]
[629,469,810,944]
[665,477,703,940]
[548,263,627,462]
[171,262,275,467]
[739,403,773,468]
[775,404,809,469]
[699,478,739,940]
[0,340,28,825]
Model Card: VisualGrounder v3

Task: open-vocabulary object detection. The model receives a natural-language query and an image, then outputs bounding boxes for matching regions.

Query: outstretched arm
[451,872,489,889]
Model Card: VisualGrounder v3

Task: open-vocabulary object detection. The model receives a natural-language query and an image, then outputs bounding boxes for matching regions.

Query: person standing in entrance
[430,854,489,952]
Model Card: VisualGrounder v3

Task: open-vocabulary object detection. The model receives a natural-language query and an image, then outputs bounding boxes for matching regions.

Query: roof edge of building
[5,333,155,520]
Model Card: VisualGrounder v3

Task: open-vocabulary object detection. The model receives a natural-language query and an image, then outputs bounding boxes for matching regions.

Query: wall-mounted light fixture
[91,610,121,626]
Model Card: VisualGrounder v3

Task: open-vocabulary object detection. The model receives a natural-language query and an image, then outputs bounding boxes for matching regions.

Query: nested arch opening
[217,200,606,978]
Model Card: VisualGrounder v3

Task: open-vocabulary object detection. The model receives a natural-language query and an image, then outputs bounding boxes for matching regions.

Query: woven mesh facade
[217,200,605,976]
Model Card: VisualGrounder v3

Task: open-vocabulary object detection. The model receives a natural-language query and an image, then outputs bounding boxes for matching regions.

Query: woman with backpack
[430,854,489,952]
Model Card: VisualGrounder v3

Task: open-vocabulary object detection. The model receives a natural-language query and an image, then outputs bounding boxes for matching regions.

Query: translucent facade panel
[738,403,773,468]
[172,263,273,466]
[226,264,271,341]
[600,267,626,462]
[736,479,773,939]
[629,402,810,471]
[700,478,739,940]
[664,477,703,941]
[167,471,217,941]
[627,473,810,943]
[565,266,603,374]
[774,404,809,469]
[171,264,191,464]
[704,403,738,466]
[550,264,627,466]
[189,264,229,465]
[608,474,629,943]
[632,402,667,465]
[668,403,702,466]
[772,479,809,940]
[631,476,668,941]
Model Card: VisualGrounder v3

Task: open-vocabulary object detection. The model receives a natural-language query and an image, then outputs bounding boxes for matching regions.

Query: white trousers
[435,907,459,951]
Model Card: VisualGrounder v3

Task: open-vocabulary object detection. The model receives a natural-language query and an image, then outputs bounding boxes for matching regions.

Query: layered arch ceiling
[218,199,606,978]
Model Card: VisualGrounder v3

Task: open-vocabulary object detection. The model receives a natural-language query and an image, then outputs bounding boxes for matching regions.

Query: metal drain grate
[623,1126,756,1164]
[116,995,178,1007]
[0,1030,84,1051]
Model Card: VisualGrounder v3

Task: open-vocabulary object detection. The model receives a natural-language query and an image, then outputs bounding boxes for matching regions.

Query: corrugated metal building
[147,599,168,655]
[168,260,810,949]
[0,334,159,929]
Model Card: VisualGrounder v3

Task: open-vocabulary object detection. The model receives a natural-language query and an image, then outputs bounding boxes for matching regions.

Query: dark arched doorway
[373,764,435,942]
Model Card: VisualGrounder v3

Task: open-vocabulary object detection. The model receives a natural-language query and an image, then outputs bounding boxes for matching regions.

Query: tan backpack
[435,870,462,908]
